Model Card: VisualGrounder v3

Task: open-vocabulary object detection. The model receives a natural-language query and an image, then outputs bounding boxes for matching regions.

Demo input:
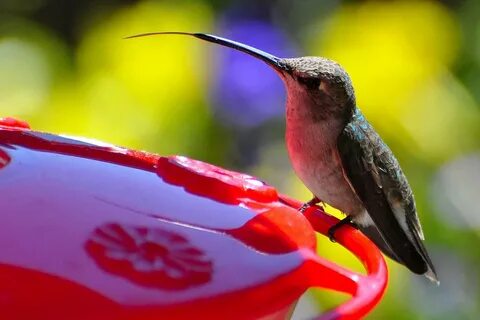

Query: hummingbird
[126,32,438,283]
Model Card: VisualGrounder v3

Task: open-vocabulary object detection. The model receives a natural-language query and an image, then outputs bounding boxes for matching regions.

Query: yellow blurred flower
[47,1,216,155]
[0,38,50,115]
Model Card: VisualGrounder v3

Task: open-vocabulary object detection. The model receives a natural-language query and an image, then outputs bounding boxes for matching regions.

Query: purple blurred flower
[211,20,297,127]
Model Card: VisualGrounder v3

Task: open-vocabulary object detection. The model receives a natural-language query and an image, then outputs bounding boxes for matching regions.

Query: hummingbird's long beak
[125,32,290,74]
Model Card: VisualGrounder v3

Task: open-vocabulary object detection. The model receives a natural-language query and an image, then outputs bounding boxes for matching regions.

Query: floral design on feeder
[86,223,213,289]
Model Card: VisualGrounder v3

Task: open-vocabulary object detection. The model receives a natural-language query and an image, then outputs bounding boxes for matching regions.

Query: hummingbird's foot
[298,197,323,213]
[328,216,356,242]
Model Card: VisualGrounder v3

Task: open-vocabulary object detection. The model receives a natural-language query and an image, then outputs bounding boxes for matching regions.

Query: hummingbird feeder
[0,117,387,319]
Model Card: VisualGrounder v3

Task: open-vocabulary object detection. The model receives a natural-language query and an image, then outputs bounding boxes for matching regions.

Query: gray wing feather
[337,109,436,278]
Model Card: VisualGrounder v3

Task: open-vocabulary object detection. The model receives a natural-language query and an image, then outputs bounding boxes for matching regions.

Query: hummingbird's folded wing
[337,110,437,281]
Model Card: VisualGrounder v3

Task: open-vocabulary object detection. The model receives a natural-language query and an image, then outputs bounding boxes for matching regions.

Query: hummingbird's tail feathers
[406,216,439,284]
[356,208,429,278]
[359,222,439,284]
[369,210,431,275]
[425,269,440,285]
[368,205,439,283]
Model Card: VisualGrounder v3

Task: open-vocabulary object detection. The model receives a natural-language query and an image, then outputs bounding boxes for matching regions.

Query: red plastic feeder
[0,117,387,319]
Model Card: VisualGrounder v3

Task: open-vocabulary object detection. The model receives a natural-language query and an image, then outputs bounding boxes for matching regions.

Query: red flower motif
[86,223,212,290]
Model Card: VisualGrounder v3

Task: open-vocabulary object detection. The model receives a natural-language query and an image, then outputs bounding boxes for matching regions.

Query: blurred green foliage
[0,0,479,319]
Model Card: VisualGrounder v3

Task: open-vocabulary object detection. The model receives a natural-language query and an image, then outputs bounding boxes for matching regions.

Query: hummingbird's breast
[286,119,365,216]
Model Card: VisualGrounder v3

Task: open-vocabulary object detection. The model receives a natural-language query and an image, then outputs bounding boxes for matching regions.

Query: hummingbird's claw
[328,216,356,243]
[298,196,324,213]
[328,229,337,243]
[298,203,309,213]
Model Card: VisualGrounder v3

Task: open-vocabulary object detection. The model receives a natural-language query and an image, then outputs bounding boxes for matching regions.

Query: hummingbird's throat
[285,80,348,124]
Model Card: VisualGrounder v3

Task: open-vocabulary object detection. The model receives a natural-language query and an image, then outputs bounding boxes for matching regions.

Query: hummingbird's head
[281,57,356,121]
[125,32,356,121]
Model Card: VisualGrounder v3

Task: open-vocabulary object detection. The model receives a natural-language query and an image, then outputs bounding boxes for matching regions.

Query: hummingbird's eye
[297,77,321,90]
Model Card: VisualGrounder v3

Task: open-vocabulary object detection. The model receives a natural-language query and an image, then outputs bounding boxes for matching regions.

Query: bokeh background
[1,0,479,318]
